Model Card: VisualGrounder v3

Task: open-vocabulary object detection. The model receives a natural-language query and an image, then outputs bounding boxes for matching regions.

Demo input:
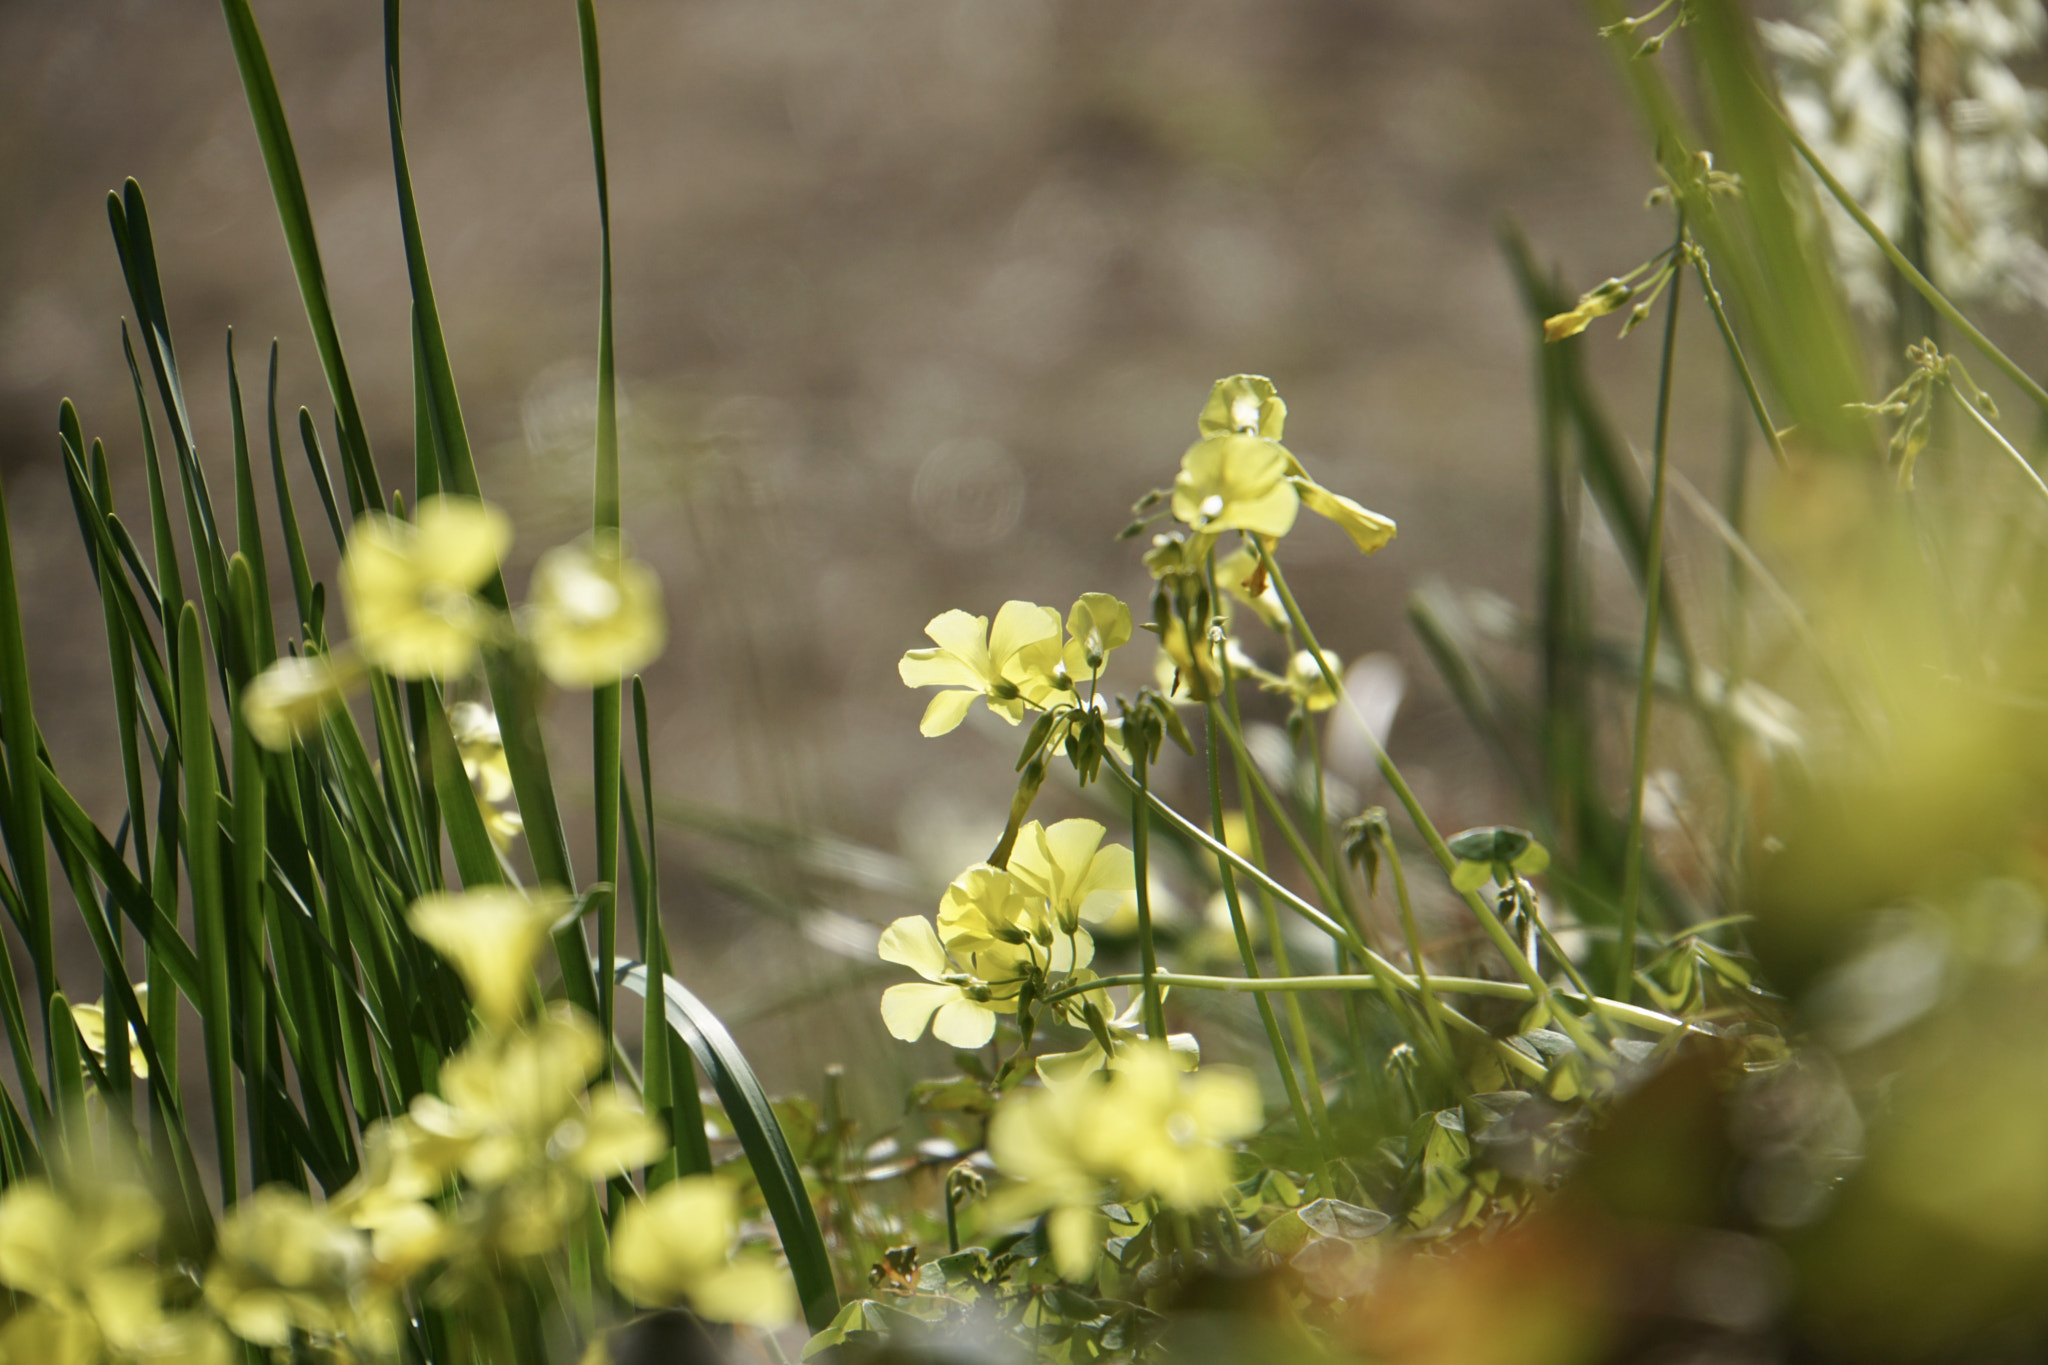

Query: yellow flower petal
[929,997,998,1049]
[879,982,958,1043]
[918,689,977,737]
[1292,479,1397,555]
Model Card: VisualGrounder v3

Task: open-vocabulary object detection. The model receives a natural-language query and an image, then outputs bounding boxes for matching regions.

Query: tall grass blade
[216,0,384,510]
[616,961,839,1330]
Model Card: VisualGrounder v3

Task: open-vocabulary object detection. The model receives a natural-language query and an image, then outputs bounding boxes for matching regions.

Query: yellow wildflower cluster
[5,884,796,1361]
[898,593,1133,739]
[877,819,1135,1048]
[986,1043,1262,1279]
[241,496,666,752]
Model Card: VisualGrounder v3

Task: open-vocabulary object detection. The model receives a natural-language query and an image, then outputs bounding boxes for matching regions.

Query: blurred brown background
[0,0,1700,1091]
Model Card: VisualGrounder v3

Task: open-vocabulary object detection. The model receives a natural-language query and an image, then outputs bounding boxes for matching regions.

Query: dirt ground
[0,0,1730,1094]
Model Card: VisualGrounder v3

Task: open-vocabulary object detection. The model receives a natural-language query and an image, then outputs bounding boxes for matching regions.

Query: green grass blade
[626,679,709,1184]
[228,335,276,672]
[178,602,237,1199]
[580,0,623,1068]
[119,323,184,622]
[296,409,349,548]
[615,961,838,1330]
[424,692,506,890]
[0,458,53,1023]
[267,346,318,636]
[216,0,384,511]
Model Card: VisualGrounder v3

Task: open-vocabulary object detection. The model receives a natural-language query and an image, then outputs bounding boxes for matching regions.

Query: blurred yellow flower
[407,1006,663,1191]
[406,886,565,1029]
[525,535,666,688]
[1172,434,1300,540]
[240,653,359,751]
[340,495,509,679]
[0,1178,170,1360]
[609,1176,796,1327]
[449,702,512,803]
[1285,648,1341,712]
[204,1187,369,1348]
[898,602,1064,736]
[986,1045,1262,1278]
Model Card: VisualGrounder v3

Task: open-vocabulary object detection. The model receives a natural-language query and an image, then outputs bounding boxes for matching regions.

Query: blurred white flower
[1766,0,2048,312]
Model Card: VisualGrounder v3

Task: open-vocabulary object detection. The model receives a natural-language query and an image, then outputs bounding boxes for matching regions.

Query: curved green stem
[1040,971,1687,1039]
[1618,209,1687,1004]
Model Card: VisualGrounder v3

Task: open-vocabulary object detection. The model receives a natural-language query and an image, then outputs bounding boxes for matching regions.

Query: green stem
[1202,703,1330,1194]
[1617,211,1687,1004]
[1212,688,1333,1144]
[1373,826,1458,1070]
[1693,250,1789,471]
[1954,388,2048,510]
[1038,972,1686,1038]
[1130,745,1166,1043]
[1252,544,1609,1061]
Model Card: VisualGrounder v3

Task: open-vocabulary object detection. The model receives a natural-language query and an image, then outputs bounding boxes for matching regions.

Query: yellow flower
[525,535,666,688]
[898,602,1064,736]
[0,1178,166,1357]
[406,1006,663,1192]
[204,1187,367,1348]
[406,886,566,1029]
[1089,1045,1261,1209]
[339,495,510,678]
[240,654,359,751]
[1060,594,1132,689]
[1197,374,1287,442]
[609,1177,796,1327]
[1007,820,1134,936]
[877,916,1022,1049]
[933,864,1040,956]
[1171,435,1300,540]
[70,988,149,1079]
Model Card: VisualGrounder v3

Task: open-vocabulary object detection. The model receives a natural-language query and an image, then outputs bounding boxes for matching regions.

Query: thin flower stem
[1372,825,1458,1068]
[1618,210,1688,1004]
[1692,249,1790,472]
[1129,745,1167,1043]
[1251,543,1609,1062]
[1038,972,1686,1038]
[1954,389,2048,510]
[1201,703,1332,1195]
